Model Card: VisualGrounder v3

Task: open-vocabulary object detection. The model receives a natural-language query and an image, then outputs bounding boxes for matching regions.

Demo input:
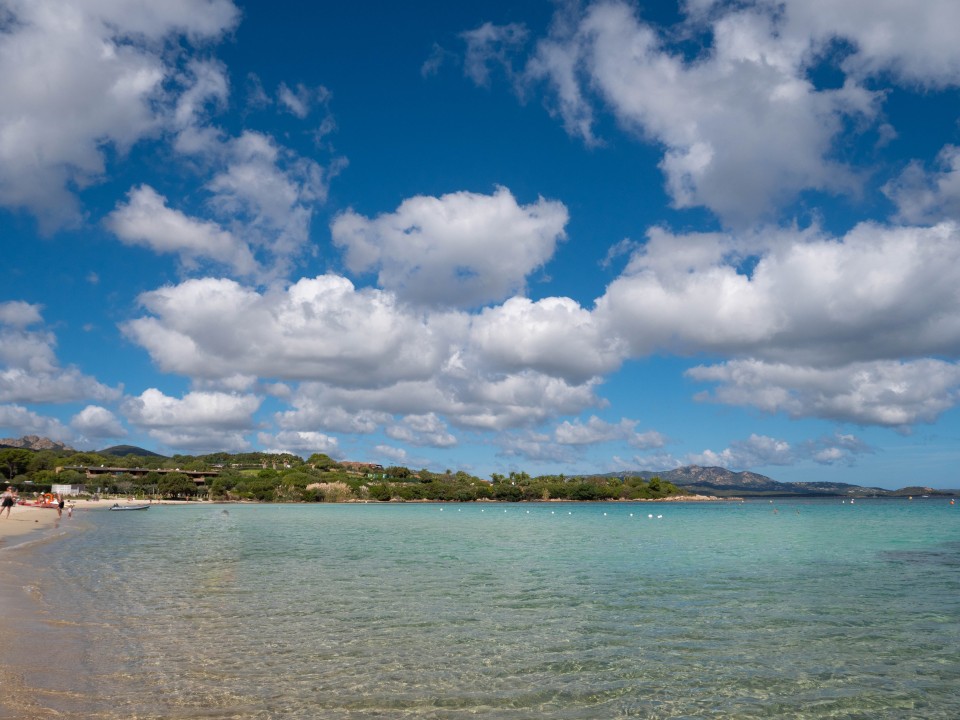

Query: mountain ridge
[601,465,950,497]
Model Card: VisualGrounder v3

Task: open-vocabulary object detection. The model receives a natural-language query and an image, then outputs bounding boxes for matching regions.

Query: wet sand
[0,497,187,717]
[0,499,101,544]
[0,503,64,543]
[0,497,196,548]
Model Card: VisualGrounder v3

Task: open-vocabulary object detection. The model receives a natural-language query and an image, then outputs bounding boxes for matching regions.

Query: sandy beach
[0,497,186,548]
[0,503,64,543]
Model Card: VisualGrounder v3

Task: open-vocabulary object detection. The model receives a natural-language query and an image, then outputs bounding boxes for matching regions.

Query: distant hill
[98,445,167,458]
[0,435,74,452]
[661,466,787,493]
[605,465,895,497]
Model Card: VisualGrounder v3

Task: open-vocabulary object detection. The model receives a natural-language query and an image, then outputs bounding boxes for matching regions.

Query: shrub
[305,481,353,502]
[369,484,392,501]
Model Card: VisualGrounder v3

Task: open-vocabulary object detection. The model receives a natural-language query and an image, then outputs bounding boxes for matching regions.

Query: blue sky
[3,0,960,489]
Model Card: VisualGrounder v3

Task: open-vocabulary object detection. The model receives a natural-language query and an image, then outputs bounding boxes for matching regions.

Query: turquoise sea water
[1,499,959,719]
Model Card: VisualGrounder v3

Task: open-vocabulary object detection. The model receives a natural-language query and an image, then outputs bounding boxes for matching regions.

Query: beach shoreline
[0,504,66,546]
[0,497,202,549]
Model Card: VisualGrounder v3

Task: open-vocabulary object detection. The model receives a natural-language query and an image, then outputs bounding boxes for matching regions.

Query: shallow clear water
[2,499,959,718]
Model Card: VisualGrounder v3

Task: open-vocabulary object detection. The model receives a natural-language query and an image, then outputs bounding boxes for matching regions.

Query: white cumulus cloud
[469,296,626,383]
[688,358,960,427]
[123,275,454,387]
[0,306,121,404]
[767,0,960,87]
[527,1,875,225]
[597,222,960,365]
[331,187,568,308]
[106,185,259,276]
[554,416,666,449]
[0,0,238,229]
[386,414,458,448]
[121,388,261,452]
[258,430,339,457]
[71,405,126,439]
[684,433,794,468]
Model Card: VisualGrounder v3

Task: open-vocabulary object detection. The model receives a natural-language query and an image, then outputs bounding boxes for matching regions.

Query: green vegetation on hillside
[0,448,686,502]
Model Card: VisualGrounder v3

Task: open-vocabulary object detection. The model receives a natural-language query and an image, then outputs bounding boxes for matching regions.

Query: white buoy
[657,515,663,519]
[648,514,653,518]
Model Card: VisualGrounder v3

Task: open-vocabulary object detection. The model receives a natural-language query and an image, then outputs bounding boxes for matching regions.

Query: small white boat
[109,504,150,511]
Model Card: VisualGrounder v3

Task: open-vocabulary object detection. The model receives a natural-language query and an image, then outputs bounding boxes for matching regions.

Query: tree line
[0,448,684,502]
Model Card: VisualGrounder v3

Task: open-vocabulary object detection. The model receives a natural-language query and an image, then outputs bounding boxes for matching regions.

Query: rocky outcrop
[0,435,74,451]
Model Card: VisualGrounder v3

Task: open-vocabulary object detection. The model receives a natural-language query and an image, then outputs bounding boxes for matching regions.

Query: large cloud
[597,222,960,365]
[278,372,602,435]
[5,0,334,281]
[0,0,238,228]
[589,220,960,426]
[331,187,568,308]
[687,358,960,426]
[123,268,610,435]
[468,296,626,383]
[516,0,960,226]
[123,211,960,439]
[123,275,456,387]
[460,1,960,228]
[121,388,261,452]
[525,1,875,225]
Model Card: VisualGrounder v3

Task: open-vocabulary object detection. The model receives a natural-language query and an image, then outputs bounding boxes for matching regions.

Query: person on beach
[1,486,15,518]
[56,493,64,518]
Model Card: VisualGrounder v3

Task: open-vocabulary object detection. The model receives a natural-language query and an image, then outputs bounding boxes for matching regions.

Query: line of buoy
[435,507,667,518]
